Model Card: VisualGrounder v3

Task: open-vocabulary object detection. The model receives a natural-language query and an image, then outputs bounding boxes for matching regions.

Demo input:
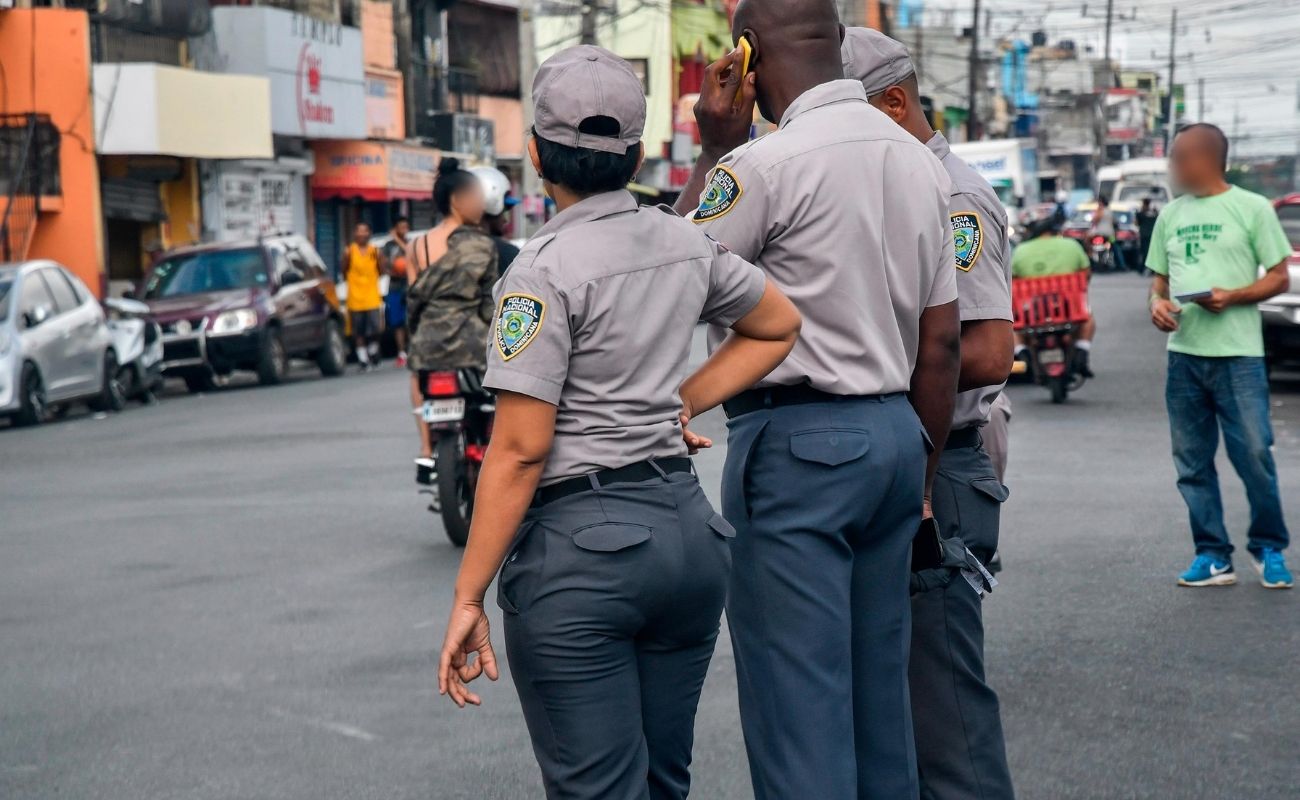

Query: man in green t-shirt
[1147,123,1294,590]
[1011,218,1096,375]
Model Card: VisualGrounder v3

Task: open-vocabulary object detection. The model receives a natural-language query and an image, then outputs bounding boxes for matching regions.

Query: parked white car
[0,260,118,426]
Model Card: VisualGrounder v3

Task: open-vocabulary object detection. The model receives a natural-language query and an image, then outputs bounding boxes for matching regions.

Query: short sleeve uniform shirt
[928,132,1013,428]
[692,80,958,397]
[483,190,766,484]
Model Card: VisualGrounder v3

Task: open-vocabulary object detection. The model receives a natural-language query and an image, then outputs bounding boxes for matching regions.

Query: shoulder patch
[693,166,743,224]
[495,293,546,361]
[951,212,984,272]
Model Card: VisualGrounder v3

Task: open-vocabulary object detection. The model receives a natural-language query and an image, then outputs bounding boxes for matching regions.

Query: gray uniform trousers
[723,394,927,800]
[909,435,1014,800]
[498,470,733,800]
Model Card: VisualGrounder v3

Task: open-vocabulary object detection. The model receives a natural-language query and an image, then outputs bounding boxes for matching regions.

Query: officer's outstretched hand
[680,409,713,454]
[694,47,758,155]
[438,600,499,708]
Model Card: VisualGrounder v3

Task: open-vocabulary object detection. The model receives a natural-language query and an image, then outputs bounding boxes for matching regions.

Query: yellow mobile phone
[735,35,753,102]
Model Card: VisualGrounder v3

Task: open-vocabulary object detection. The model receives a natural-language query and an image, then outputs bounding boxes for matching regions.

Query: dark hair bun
[438,157,461,175]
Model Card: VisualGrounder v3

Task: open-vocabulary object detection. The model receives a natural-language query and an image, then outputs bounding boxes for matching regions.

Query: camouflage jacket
[407,227,498,371]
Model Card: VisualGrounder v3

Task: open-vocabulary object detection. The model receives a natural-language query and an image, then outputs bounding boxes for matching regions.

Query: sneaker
[1177,555,1236,587]
[1074,348,1095,379]
[415,457,436,486]
[1250,549,1294,589]
[395,352,408,368]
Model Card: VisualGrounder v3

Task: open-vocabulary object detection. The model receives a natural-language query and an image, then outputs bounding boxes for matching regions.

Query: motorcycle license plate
[422,398,466,423]
[1038,348,1065,365]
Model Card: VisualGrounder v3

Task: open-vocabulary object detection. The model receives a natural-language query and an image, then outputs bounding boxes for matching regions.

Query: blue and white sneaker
[1178,555,1236,587]
[1250,549,1294,590]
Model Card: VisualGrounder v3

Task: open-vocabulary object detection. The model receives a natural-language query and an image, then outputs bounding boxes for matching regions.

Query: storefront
[201,6,367,248]
[310,140,440,276]
[93,62,273,285]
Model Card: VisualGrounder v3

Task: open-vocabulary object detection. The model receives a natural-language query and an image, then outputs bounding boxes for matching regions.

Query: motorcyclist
[1011,217,1097,377]
[1090,194,1127,271]
[469,166,521,277]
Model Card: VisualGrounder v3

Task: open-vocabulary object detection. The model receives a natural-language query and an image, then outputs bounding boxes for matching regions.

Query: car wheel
[184,372,216,394]
[14,362,47,427]
[257,329,288,386]
[89,351,128,413]
[317,320,347,377]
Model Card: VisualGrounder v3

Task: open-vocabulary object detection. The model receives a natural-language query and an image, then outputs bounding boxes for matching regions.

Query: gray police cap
[533,45,646,155]
[841,27,916,97]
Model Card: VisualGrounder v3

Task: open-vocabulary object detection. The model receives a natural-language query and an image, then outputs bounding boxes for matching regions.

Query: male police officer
[843,28,1016,800]
[673,2,961,798]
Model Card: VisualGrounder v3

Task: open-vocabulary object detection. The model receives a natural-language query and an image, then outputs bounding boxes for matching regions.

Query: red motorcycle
[418,369,494,546]
[1012,272,1091,404]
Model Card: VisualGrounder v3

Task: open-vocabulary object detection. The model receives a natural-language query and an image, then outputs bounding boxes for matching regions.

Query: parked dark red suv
[138,234,348,392]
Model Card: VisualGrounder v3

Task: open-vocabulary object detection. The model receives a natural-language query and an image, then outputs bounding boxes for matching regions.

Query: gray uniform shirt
[928,132,1013,428]
[693,80,958,396]
[483,190,766,485]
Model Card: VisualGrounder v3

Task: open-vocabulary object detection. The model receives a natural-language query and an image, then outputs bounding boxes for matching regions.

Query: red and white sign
[209,6,366,140]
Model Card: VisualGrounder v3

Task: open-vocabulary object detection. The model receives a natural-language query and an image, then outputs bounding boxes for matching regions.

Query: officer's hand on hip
[1150,297,1181,331]
[438,600,499,708]
[694,48,757,156]
[680,408,713,454]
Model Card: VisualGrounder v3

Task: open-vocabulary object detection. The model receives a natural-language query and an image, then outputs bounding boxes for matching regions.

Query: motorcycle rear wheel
[436,434,474,547]
[1049,375,1070,404]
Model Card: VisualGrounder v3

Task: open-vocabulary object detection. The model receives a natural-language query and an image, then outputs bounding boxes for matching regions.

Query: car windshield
[1118,185,1165,203]
[1277,204,1300,248]
[0,277,11,322]
[143,248,267,299]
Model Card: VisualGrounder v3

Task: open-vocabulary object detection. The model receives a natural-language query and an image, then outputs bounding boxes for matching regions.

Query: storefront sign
[365,68,404,140]
[311,141,440,201]
[208,6,365,140]
[219,171,296,238]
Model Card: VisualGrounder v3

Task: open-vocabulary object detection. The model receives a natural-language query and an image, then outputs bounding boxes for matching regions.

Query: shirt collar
[778,80,869,130]
[536,190,638,237]
[926,130,951,160]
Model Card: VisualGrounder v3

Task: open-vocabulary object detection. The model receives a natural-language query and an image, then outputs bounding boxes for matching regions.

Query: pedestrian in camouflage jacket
[407,226,499,373]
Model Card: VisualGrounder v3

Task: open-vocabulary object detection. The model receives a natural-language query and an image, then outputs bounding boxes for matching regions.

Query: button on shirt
[693,80,958,396]
[928,132,1013,428]
[483,190,767,485]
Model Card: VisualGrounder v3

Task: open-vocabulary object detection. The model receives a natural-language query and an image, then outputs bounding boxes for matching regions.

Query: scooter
[102,297,164,404]
[416,369,495,547]
[1089,235,1116,272]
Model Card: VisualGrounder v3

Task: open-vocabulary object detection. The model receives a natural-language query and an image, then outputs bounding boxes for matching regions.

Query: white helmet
[470,166,514,217]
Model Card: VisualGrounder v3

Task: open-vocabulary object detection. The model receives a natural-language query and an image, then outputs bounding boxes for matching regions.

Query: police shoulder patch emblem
[693,166,743,223]
[496,293,545,361]
[951,212,984,272]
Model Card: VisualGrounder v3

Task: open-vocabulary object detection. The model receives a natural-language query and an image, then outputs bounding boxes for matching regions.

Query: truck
[949,138,1041,227]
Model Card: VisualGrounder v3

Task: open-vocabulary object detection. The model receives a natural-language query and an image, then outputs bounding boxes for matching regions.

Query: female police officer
[437,45,801,800]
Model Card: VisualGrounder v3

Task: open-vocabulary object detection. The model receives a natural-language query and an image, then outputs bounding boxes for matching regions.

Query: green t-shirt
[1146,186,1293,357]
[1010,236,1090,278]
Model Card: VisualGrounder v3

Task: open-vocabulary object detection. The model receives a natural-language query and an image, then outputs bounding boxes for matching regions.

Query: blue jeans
[1165,352,1289,559]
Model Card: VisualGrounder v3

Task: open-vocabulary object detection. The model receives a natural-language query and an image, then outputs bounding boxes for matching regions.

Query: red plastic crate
[1011,272,1091,331]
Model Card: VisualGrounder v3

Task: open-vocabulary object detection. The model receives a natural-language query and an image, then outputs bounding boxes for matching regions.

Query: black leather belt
[724,385,881,419]
[533,457,693,507]
[945,426,982,451]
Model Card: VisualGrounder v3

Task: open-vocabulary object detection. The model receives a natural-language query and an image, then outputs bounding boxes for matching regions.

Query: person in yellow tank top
[342,221,388,371]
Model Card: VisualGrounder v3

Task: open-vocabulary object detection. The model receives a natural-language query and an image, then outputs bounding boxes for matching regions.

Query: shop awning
[94,63,273,159]
[311,141,441,203]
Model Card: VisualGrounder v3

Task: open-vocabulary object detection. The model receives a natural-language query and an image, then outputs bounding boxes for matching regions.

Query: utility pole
[1164,8,1177,154]
[520,0,542,237]
[967,0,981,141]
[1102,0,1114,78]
[580,0,599,45]
[1197,76,1205,121]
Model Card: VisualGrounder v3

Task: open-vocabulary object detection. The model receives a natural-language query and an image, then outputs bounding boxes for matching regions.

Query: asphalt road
[2,273,1298,799]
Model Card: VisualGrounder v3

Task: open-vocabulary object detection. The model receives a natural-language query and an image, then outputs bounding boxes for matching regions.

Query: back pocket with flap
[571,523,653,552]
[789,429,871,467]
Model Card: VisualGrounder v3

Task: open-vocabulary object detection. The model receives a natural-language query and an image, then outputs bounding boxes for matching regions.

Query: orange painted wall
[0,10,104,296]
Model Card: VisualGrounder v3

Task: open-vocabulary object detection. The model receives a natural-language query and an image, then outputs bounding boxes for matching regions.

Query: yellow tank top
[345,243,382,311]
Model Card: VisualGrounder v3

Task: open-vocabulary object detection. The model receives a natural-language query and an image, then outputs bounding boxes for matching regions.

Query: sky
[903,0,1300,157]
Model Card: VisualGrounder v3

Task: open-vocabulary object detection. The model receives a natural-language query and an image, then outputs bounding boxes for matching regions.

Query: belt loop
[647,459,670,479]
[763,390,773,409]
[586,473,602,492]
